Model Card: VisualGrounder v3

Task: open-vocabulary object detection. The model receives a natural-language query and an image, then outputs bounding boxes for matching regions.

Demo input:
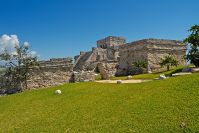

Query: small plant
[159,55,178,71]
[133,60,148,73]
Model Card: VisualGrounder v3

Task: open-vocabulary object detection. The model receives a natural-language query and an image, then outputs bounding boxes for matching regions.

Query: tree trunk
[167,65,170,71]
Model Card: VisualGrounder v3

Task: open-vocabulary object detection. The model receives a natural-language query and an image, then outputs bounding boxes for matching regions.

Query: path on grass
[95,79,152,83]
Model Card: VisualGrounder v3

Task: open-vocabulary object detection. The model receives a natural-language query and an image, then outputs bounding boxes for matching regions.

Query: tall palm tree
[159,55,178,71]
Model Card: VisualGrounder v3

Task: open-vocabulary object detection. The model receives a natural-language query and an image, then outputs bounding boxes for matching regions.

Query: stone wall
[97,36,125,49]
[70,71,95,82]
[116,39,186,76]
[75,37,186,76]
[27,68,72,89]
[27,57,73,89]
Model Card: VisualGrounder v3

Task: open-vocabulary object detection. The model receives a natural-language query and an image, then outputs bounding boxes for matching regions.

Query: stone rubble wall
[27,68,72,89]
[70,71,95,82]
[27,57,74,89]
[97,63,110,80]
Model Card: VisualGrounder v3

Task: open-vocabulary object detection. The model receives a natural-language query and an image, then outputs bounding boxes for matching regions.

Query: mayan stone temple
[26,36,186,88]
[74,36,125,75]
[74,36,186,76]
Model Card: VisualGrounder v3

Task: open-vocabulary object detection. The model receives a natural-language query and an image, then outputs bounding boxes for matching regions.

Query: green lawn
[0,73,199,132]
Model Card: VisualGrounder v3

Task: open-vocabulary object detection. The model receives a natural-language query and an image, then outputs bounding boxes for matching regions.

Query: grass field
[0,73,199,132]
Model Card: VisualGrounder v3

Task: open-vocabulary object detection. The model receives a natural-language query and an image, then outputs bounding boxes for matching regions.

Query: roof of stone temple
[126,38,184,45]
[97,36,126,42]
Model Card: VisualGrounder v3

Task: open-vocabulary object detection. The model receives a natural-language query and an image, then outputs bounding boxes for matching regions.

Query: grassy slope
[0,73,199,132]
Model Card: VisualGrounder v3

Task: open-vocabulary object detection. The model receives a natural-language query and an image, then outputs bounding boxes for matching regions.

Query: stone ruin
[116,39,186,75]
[74,36,186,77]
[27,57,96,89]
[27,58,73,89]
[0,36,187,91]
[73,36,125,78]
[23,36,187,89]
[70,71,95,82]
[97,63,110,80]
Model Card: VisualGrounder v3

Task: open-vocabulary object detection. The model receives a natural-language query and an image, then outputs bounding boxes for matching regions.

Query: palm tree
[159,55,178,71]
[133,60,147,73]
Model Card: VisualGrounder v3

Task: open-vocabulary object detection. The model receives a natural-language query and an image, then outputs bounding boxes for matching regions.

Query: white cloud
[0,34,37,60]
[0,34,19,54]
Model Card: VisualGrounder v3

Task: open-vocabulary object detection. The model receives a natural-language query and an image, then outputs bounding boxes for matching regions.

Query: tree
[0,42,38,91]
[133,60,148,73]
[159,55,178,71]
[184,25,199,67]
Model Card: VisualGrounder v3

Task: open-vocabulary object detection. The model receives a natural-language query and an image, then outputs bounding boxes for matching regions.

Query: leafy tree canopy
[0,42,38,91]
[159,55,178,71]
[184,24,199,67]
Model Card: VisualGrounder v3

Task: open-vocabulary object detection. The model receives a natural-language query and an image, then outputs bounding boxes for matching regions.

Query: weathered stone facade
[70,71,95,82]
[97,36,125,49]
[73,36,125,75]
[27,57,97,89]
[116,39,186,75]
[0,36,187,92]
[6,37,187,89]
[74,37,186,76]
[27,58,73,89]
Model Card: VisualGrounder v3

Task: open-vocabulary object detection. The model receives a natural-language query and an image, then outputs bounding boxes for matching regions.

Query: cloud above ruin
[0,34,19,55]
[0,34,38,62]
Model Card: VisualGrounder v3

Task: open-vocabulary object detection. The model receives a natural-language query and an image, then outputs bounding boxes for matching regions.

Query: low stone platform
[95,79,151,84]
[172,72,192,77]
[192,68,199,73]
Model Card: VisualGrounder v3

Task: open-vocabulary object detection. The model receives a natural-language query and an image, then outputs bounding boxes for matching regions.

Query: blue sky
[0,0,198,60]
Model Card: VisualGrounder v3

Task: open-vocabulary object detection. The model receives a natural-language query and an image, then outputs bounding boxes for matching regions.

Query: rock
[148,71,152,74]
[55,90,61,95]
[180,122,186,128]
[159,74,166,80]
[182,67,192,72]
[97,63,110,80]
[5,88,21,95]
[70,71,95,82]
[127,75,132,79]
[117,80,122,84]
[0,89,6,95]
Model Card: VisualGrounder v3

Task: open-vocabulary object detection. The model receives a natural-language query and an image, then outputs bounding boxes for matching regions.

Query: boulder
[159,74,166,80]
[127,75,132,79]
[97,63,110,80]
[0,89,6,95]
[117,80,122,84]
[70,71,95,82]
[5,88,21,95]
[55,90,61,95]
[182,68,192,72]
